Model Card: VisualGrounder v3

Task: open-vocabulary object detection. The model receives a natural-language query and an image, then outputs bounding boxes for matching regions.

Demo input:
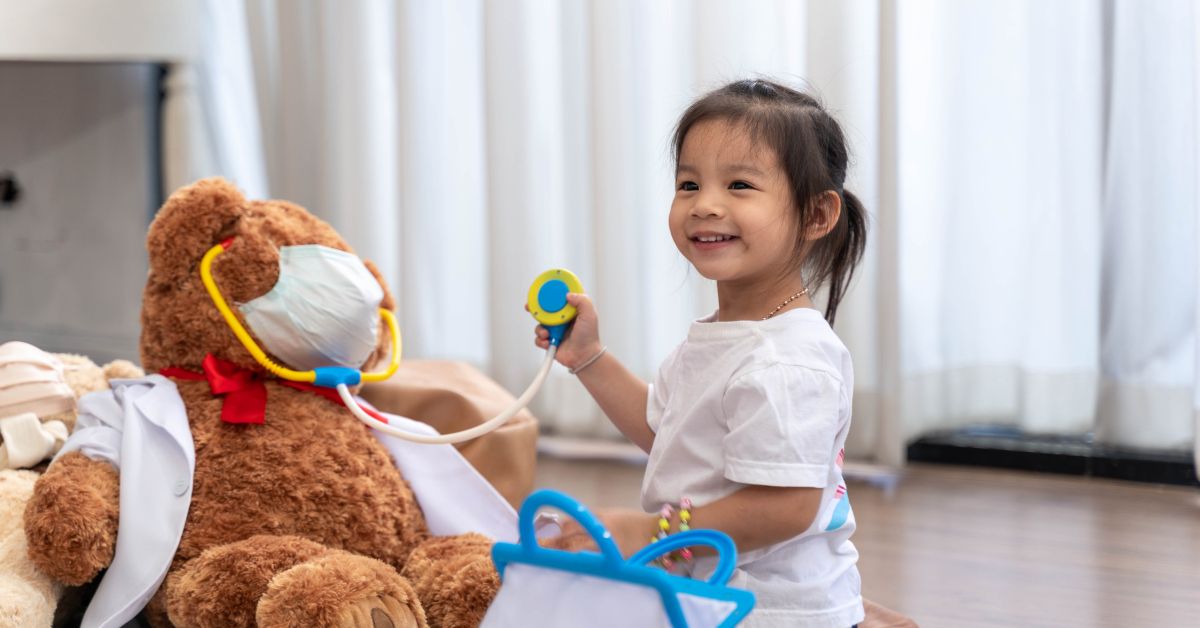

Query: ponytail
[820,189,867,324]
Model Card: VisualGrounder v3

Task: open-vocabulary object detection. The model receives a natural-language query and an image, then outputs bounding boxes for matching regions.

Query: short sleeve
[721,364,843,488]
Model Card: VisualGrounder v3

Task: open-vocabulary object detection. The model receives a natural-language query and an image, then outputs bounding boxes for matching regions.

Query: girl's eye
[729,181,753,190]
[678,181,699,192]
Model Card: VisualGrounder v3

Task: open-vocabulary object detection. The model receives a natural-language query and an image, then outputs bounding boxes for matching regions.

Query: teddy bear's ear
[146,178,246,288]
[101,360,144,381]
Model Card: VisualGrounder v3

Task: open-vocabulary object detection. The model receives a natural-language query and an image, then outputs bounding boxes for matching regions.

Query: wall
[0,63,158,363]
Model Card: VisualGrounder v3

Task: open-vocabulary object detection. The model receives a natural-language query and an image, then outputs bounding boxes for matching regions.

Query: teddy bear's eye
[215,216,242,243]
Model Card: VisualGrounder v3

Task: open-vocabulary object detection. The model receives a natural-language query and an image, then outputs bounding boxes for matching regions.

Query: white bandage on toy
[0,413,68,469]
[0,342,76,469]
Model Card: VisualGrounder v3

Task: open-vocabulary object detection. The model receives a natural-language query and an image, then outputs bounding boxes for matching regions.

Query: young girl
[535,79,867,628]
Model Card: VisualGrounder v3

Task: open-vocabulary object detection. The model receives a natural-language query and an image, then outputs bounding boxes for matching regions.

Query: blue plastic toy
[489,489,755,627]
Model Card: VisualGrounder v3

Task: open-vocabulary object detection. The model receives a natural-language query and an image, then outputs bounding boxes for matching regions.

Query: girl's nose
[690,191,725,219]
[691,202,724,219]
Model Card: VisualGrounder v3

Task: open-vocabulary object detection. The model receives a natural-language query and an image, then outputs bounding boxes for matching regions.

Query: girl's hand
[544,508,656,559]
[530,293,603,370]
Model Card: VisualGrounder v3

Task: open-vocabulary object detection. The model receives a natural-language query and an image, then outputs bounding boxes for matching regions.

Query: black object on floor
[907,427,1198,487]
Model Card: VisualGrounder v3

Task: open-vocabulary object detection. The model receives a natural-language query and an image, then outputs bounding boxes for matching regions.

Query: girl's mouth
[691,234,738,251]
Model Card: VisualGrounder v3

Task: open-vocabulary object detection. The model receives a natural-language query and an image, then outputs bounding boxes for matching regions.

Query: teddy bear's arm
[24,451,119,585]
[401,533,500,628]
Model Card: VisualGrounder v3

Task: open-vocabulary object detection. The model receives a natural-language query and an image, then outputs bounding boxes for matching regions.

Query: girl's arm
[534,293,654,452]
[553,484,823,558]
[574,352,654,452]
[676,484,823,553]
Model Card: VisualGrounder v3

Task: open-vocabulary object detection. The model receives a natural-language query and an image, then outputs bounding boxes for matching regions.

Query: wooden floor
[534,457,1200,627]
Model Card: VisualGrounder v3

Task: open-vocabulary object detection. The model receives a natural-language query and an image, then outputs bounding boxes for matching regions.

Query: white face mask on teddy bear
[238,245,384,371]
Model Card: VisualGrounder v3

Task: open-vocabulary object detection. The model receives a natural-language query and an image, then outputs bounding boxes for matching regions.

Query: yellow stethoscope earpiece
[199,238,400,387]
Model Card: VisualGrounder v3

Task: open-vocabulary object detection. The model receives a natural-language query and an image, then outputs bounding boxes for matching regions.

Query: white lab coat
[53,375,518,628]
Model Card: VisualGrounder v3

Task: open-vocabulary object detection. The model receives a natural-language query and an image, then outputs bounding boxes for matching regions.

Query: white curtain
[893,0,1199,455]
[165,0,1198,466]
[163,0,268,200]
[1097,0,1199,452]
[896,0,1105,440]
[1194,2,1200,475]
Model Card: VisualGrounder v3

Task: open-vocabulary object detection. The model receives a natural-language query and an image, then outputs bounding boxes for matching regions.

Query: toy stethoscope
[200,238,583,444]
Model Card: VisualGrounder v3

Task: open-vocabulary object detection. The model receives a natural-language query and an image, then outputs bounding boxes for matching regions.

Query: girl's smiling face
[670,118,799,287]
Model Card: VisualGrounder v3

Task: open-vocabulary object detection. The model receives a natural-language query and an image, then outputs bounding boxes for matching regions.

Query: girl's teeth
[698,235,732,242]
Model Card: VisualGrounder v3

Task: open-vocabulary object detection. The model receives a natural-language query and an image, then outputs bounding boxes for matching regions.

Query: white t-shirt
[642,308,864,628]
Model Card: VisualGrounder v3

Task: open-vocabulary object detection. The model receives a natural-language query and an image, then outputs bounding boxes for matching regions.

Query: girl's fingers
[566,292,592,314]
[559,534,597,552]
[546,522,596,552]
[540,527,580,549]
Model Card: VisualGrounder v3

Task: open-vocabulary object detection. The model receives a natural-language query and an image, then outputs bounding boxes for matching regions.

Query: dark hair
[672,79,868,324]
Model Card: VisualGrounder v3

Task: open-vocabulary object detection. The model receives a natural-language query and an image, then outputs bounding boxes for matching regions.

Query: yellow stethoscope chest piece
[527,268,584,328]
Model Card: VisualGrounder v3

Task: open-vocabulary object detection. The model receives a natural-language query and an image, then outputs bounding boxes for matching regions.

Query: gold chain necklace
[761,288,809,320]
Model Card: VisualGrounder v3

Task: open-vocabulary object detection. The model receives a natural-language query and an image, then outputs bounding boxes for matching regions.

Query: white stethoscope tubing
[336,345,558,444]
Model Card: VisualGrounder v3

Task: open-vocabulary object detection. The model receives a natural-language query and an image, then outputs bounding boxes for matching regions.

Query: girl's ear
[804,190,843,240]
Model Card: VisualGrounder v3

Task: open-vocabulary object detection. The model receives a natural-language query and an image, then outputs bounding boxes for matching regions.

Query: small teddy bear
[0,342,141,627]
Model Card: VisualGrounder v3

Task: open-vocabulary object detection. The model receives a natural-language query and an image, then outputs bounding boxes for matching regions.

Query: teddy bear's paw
[23,452,119,585]
[165,534,330,627]
[402,534,499,628]
[256,551,427,628]
[339,594,420,628]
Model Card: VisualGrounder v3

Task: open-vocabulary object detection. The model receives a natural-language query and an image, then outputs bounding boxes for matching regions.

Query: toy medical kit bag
[482,489,755,628]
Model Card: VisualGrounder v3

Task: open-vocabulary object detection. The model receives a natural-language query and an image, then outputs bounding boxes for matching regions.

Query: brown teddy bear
[24,178,501,628]
[0,346,142,626]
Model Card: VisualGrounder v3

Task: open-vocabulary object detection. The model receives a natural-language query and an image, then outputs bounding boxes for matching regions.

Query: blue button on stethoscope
[537,279,570,313]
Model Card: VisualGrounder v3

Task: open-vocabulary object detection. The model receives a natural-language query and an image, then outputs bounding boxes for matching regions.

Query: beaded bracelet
[677,498,693,563]
[649,498,695,571]
[652,504,675,569]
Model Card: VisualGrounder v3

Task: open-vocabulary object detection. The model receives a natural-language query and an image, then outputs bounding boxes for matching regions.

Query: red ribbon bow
[160,354,387,425]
